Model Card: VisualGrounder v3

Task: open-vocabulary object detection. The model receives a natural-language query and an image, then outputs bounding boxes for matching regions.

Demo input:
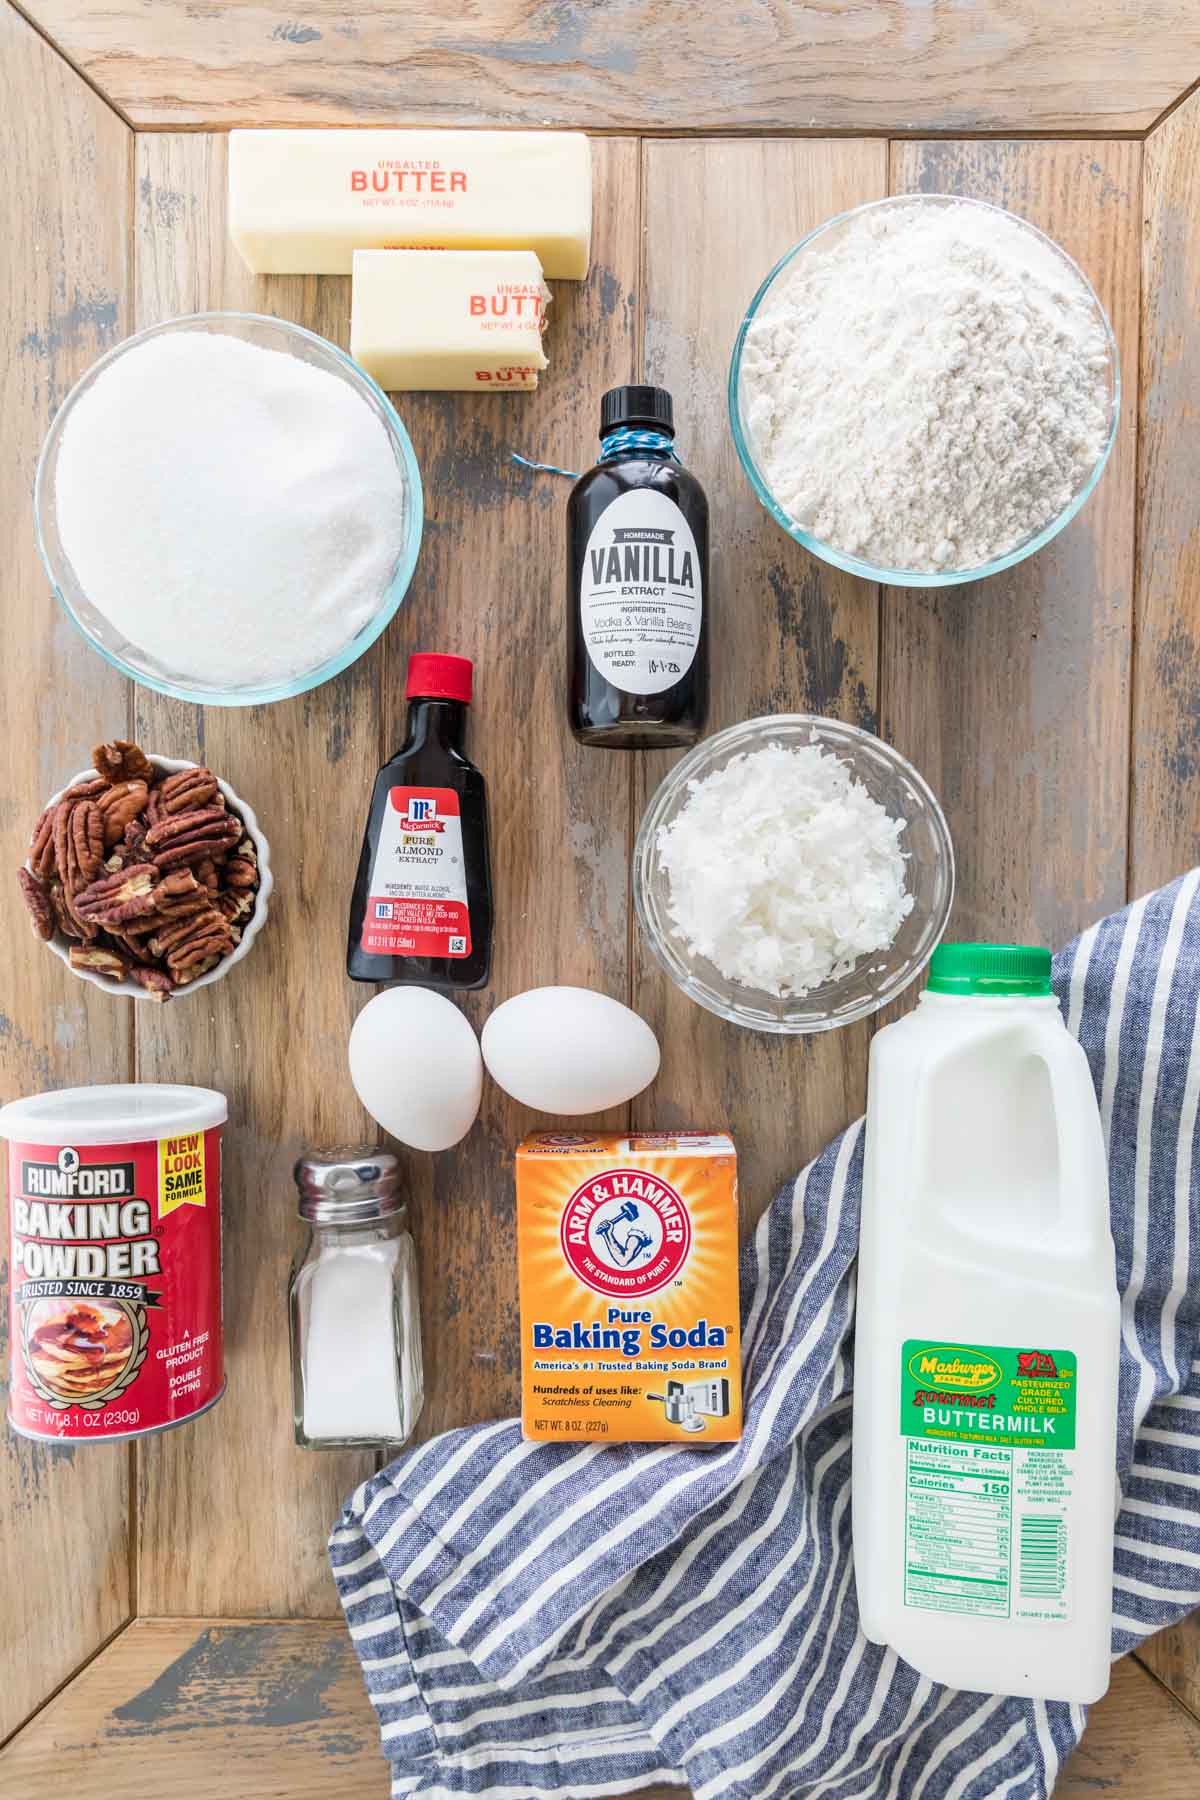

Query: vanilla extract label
[580,488,702,696]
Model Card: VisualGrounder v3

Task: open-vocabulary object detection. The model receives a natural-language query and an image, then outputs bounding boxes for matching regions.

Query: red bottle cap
[406,653,473,704]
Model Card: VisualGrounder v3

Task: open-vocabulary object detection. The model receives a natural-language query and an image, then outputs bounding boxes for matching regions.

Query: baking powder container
[1,1084,226,1443]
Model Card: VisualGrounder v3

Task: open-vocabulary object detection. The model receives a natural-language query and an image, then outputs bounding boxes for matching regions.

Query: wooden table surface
[1,3,1198,1795]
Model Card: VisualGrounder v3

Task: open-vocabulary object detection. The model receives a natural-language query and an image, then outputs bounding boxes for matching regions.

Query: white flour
[55,330,410,689]
[740,201,1112,572]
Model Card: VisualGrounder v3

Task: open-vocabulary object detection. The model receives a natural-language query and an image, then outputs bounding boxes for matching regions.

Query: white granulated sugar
[657,742,913,999]
[740,201,1112,571]
[55,331,409,689]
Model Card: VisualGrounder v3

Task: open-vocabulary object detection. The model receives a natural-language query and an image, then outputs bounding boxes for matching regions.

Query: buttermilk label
[580,488,702,697]
[900,1339,1078,1625]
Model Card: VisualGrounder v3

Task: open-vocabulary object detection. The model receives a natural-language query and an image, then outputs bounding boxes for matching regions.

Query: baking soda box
[517,1132,742,1443]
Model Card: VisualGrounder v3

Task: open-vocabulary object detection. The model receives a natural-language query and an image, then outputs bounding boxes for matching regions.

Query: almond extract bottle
[347,653,492,989]
[569,386,709,748]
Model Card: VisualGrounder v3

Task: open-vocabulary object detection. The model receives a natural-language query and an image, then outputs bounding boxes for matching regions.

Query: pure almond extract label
[362,785,471,958]
[900,1340,1078,1625]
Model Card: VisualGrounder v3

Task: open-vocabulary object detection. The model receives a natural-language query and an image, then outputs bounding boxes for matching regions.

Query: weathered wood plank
[1138,1618,1200,1732]
[15,0,1200,132]
[3,1617,1197,1798]
[1059,1653,1200,1796]
[0,1619,385,1795]
[883,141,1140,952]
[1132,88,1200,895]
[387,137,640,1438]
[0,0,133,1737]
[130,133,380,1616]
[634,139,886,1221]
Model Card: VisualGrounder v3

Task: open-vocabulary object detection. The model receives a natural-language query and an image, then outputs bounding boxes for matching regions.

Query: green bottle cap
[927,941,1053,997]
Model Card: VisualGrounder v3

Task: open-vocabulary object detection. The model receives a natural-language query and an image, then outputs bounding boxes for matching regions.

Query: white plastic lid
[0,1084,227,1146]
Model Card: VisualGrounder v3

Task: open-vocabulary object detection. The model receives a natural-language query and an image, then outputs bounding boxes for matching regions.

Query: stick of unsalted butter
[229,129,591,279]
[351,250,550,392]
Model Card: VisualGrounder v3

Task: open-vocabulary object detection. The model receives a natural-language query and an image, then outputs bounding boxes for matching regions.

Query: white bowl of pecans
[18,740,272,1001]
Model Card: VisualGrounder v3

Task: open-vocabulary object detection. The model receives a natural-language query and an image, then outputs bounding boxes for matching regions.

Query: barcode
[1019,1515,1065,1597]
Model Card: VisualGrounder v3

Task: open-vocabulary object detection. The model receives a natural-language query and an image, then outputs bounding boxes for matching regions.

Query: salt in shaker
[289,1146,423,1450]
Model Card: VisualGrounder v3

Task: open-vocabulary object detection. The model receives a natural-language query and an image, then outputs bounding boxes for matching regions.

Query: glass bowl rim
[33,309,425,707]
[727,193,1121,590]
[633,712,956,1034]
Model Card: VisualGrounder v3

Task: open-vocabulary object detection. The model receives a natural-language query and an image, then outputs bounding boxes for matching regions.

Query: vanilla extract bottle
[568,386,709,748]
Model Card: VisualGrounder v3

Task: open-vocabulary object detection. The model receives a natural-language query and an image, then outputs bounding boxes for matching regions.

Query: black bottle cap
[600,385,674,437]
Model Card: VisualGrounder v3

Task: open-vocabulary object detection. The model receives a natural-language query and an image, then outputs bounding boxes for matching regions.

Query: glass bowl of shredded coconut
[35,313,423,704]
[634,716,954,1033]
[730,196,1118,587]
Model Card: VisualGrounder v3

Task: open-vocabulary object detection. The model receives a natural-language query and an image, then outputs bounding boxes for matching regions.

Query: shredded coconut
[54,330,410,690]
[739,200,1112,572]
[656,742,913,998]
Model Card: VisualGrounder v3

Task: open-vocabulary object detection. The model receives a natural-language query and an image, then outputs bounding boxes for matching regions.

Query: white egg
[349,987,482,1152]
[481,986,660,1115]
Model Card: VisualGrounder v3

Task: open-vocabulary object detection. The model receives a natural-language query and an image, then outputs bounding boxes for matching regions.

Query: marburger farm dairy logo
[907,1345,1003,1392]
[560,1168,692,1298]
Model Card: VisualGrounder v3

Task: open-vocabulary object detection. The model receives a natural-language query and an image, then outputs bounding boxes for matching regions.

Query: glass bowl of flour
[634,715,954,1034]
[35,313,424,704]
[729,195,1118,588]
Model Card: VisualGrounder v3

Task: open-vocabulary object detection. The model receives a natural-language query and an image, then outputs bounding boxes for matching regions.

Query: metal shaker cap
[293,1146,404,1224]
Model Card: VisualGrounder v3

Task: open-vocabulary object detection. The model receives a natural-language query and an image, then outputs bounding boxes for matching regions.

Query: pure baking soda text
[517,1133,741,1443]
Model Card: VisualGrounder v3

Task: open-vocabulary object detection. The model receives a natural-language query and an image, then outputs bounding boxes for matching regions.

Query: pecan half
[30,804,59,880]
[157,767,221,816]
[97,779,149,848]
[93,739,154,785]
[215,889,254,924]
[17,868,54,940]
[146,808,242,871]
[69,945,129,980]
[55,800,105,894]
[223,853,258,892]
[127,964,173,1001]
[61,776,108,803]
[155,911,234,983]
[195,855,221,896]
[73,863,158,926]
[49,883,83,942]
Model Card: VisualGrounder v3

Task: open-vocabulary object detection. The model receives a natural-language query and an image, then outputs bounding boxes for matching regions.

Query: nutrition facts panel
[904,1438,1013,1618]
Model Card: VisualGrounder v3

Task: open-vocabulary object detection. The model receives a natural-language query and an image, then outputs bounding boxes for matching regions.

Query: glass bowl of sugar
[633,715,954,1034]
[729,195,1119,588]
[35,312,424,705]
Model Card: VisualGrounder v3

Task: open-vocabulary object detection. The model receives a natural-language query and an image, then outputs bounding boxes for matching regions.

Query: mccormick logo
[560,1169,691,1299]
[908,1346,1004,1391]
[397,797,444,833]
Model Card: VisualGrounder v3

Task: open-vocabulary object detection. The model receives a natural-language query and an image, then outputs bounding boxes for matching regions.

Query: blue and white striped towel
[332,874,1200,1798]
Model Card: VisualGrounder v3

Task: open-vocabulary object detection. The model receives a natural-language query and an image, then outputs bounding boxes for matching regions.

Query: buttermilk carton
[517,1132,741,1443]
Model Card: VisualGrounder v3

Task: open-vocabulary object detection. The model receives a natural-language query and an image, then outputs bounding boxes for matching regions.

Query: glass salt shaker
[289,1146,423,1450]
